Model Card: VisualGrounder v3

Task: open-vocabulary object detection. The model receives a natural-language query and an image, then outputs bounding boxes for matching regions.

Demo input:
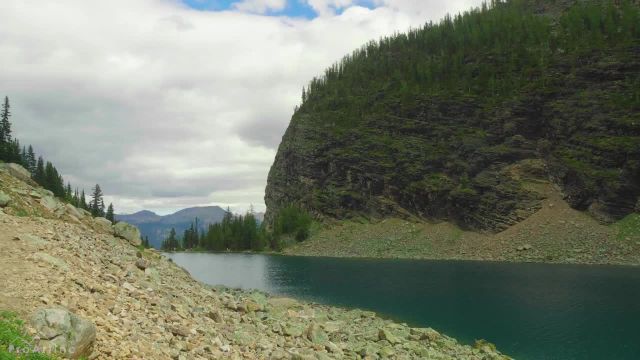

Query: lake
[165,253,640,360]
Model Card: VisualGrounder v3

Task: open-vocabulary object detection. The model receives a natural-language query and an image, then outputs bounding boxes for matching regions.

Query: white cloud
[304,0,357,16]
[0,0,482,215]
[233,0,287,14]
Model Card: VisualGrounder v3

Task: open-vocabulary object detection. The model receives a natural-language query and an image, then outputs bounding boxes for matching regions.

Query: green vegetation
[0,311,56,360]
[162,210,267,252]
[273,205,313,242]
[161,206,313,252]
[267,0,640,231]
[299,0,639,113]
[612,213,640,241]
[0,95,118,217]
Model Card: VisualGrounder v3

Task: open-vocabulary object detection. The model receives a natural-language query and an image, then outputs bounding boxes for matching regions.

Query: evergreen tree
[26,145,36,174]
[20,146,27,167]
[72,188,80,208]
[161,228,179,250]
[90,184,105,217]
[106,203,115,222]
[0,96,11,159]
[64,183,73,202]
[34,157,45,185]
[80,190,88,210]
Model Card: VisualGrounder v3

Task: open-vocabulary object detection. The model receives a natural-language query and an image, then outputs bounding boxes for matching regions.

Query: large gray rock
[0,163,33,184]
[40,196,60,211]
[65,203,84,219]
[94,217,114,234]
[113,221,142,246]
[0,190,11,207]
[30,308,96,359]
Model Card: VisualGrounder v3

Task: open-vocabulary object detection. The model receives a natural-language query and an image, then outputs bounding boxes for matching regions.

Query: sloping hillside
[265,0,640,233]
[0,165,510,359]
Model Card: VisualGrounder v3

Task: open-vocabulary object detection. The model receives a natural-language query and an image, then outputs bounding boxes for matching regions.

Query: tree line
[0,96,117,221]
[161,205,312,252]
[297,0,640,118]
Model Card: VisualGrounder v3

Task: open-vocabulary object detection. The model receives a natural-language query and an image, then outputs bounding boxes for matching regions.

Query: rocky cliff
[265,0,640,231]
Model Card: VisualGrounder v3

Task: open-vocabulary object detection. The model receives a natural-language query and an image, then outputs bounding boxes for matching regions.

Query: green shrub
[274,205,313,242]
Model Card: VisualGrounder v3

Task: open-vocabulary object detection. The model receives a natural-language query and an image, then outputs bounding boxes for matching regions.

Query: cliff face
[265,1,640,231]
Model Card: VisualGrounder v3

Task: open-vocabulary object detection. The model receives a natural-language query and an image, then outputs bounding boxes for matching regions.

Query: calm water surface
[166,253,640,360]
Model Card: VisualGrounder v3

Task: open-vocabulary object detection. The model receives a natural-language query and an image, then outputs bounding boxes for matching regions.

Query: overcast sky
[0,0,480,215]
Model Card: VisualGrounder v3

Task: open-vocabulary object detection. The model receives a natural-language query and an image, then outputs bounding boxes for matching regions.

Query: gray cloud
[0,0,480,214]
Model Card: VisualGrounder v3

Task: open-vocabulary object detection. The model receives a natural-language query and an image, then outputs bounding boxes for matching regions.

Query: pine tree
[34,157,45,185]
[0,96,11,160]
[73,188,80,207]
[65,183,73,202]
[90,184,105,217]
[106,203,115,222]
[162,228,179,250]
[26,145,36,174]
[20,146,27,167]
[80,190,87,210]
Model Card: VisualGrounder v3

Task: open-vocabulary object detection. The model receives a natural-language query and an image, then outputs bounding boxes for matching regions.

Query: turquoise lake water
[166,253,640,360]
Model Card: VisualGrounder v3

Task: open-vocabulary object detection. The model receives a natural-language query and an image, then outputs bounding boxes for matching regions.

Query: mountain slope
[116,206,227,248]
[265,0,640,232]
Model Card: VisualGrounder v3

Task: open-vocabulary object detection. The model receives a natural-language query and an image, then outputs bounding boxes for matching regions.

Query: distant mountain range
[116,206,227,248]
[116,206,264,249]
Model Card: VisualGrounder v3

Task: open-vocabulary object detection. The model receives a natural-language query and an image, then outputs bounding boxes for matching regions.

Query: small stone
[168,325,190,338]
[378,328,401,344]
[284,324,304,337]
[207,310,223,323]
[421,328,441,341]
[122,282,136,292]
[306,323,329,345]
[135,258,150,270]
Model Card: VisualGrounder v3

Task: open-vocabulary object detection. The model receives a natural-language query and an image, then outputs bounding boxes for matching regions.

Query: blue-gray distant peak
[115,206,228,248]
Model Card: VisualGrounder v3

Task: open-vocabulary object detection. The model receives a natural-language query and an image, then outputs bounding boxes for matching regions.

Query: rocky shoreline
[0,166,511,359]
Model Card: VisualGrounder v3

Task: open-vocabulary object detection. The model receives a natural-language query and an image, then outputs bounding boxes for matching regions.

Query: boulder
[40,196,60,211]
[94,217,113,234]
[0,163,34,184]
[65,204,84,219]
[29,190,42,199]
[113,222,142,246]
[30,308,96,359]
[0,190,11,207]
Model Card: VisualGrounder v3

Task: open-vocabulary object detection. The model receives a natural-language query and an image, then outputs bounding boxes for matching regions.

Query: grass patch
[612,213,640,241]
[0,311,57,359]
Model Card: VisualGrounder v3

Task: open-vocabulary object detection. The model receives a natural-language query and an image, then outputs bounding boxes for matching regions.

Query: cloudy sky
[0,0,480,215]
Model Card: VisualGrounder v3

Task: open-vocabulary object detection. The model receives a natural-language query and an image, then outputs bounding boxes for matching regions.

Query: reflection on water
[166,252,640,360]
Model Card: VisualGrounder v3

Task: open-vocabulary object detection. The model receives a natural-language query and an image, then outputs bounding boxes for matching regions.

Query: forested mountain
[116,206,227,248]
[265,0,640,231]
